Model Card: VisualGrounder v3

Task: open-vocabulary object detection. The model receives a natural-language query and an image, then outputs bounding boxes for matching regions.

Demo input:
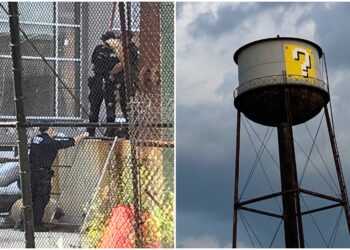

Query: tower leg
[277,86,304,248]
[232,111,241,248]
[324,106,350,234]
[277,123,304,248]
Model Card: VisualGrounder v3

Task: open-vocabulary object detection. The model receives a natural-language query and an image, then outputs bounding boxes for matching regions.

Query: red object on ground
[98,205,135,248]
[98,204,162,248]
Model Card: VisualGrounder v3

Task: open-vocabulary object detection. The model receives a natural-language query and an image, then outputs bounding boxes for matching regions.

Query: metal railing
[233,74,329,98]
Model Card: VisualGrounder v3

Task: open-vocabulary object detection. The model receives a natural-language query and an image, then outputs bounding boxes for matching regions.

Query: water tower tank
[233,37,330,126]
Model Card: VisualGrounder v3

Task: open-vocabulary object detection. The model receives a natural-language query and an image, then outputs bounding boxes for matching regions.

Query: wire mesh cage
[0,2,174,248]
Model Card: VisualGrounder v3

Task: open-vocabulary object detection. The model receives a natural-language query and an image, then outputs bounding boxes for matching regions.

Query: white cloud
[324,2,336,9]
[177,3,238,35]
[177,3,317,107]
[177,235,250,248]
[177,235,228,248]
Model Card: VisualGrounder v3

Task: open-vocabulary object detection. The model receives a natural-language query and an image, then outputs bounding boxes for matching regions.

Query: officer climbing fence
[0,2,174,248]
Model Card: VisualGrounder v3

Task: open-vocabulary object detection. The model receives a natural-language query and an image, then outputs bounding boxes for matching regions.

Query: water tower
[232,37,350,247]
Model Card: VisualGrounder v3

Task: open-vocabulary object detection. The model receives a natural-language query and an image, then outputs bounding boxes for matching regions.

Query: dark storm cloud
[176,142,234,216]
[312,3,350,70]
[215,71,236,98]
[311,3,350,150]
[187,3,250,39]
[176,212,233,247]
[176,73,237,221]
[176,100,236,246]
[309,3,350,161]
[176,71,284,246]
[186,2,312,39]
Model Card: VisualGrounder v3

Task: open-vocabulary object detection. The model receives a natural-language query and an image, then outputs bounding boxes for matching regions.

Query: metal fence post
[119,3,142,247]
[8,2,35,248]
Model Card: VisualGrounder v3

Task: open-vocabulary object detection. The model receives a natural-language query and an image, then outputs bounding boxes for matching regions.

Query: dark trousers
[31,170,52,226]
[87,75,116,136]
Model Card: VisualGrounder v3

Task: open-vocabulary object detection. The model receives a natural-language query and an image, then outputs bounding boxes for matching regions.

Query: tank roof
[233,37,323,64]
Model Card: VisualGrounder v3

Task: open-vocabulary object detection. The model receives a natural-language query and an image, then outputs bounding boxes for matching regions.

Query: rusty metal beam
[8,2,35,247]
[302,203,343,216]
[277,79,304,248]
[324,105,350,234]
[233,111,241,248]
[299,188,343,203]
[239,191,285,206]
[240,206,283,219]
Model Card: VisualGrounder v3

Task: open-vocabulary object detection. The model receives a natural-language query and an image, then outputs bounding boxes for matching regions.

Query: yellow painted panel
[284,44,315,79]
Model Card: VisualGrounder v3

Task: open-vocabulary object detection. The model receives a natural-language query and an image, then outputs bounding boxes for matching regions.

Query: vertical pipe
[80,2,89,120]
[119,2,131,103]
[8,2,35,248]
[53,2,58,117]
[324,106,350,234]
[119,3,141,247]
[277,81,304,248]
[109,2,116,30]
[232,111,241,248]
[127,2,131,32]
[277,123,302,248]
[284,78,305,247]
[74,2,81,117]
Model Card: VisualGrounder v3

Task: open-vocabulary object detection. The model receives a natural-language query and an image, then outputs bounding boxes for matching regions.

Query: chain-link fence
[0,2,174,248]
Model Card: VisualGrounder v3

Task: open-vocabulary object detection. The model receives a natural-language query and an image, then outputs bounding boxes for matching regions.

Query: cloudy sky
[176,2,350,248]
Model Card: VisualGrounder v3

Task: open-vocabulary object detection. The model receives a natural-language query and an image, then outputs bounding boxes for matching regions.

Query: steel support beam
[240,206,283,219]
[324,106,350,234]
[277,122,304,248]
[119,3,142,247]
[299,188,343,204]
[277,81,304,248]
[232,111,241,248]
[239,191,285,206]
[8,2,35,248]
[302,203,343,216]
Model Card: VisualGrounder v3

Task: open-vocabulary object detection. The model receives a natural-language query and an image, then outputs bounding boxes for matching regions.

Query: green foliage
[84,212,108,248]
[147,191,174,247]
[158,191,175,247]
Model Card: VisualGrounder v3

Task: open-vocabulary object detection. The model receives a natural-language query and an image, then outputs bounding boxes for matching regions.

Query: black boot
[14,220,24,231]
[87,127,95,137]
[104,128,116,137]
[34,224,50,232]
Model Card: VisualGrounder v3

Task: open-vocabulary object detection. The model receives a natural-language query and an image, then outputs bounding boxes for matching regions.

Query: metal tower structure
[232,37,350,248]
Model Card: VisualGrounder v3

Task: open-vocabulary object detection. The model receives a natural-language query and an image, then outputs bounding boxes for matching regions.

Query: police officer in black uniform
[29,125,88,231]
[87,31,122,137]
[113,31,139,138]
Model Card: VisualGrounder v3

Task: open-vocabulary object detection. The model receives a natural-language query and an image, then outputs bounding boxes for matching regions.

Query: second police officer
[87,31,123,137]
[29,125,88,231]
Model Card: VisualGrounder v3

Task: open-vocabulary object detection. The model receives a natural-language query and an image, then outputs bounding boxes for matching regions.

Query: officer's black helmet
[38,120,55,133]
[39,125,50,133]
[100,30,117,42]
